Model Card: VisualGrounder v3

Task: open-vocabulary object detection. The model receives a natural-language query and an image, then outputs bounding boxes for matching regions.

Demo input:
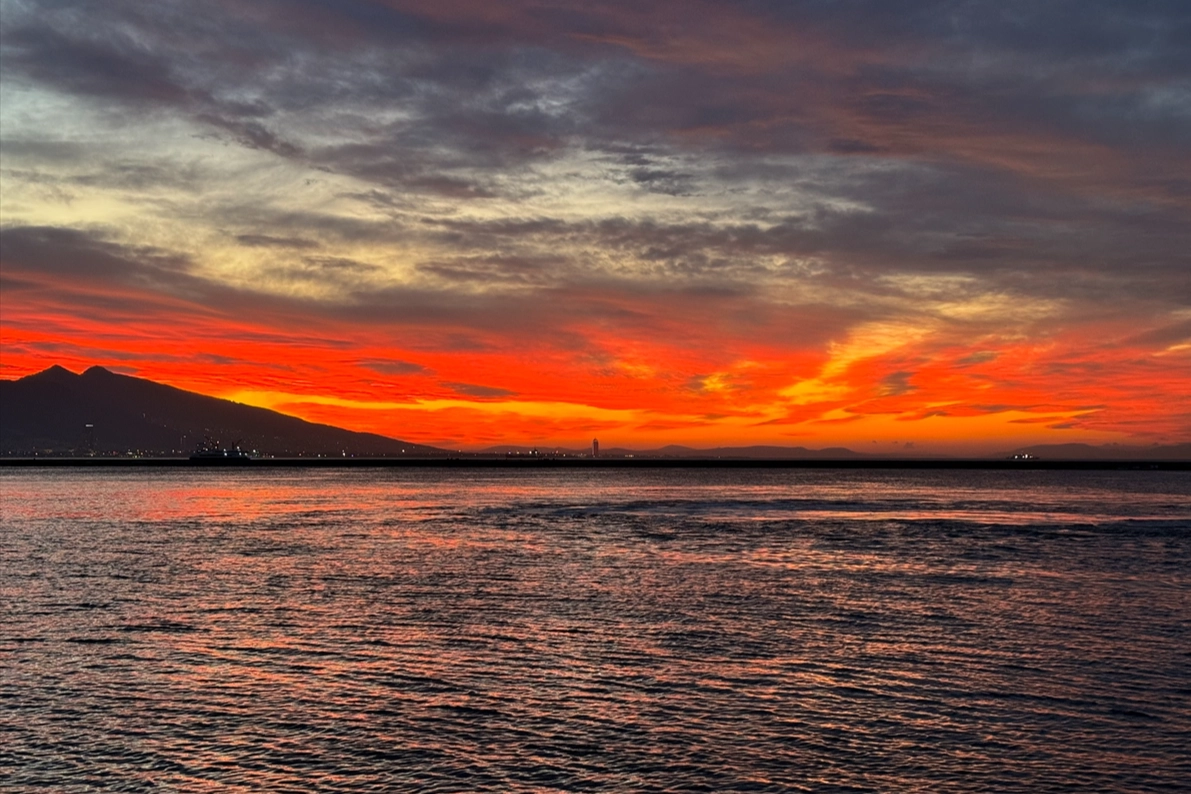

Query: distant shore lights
[592,438,599,458]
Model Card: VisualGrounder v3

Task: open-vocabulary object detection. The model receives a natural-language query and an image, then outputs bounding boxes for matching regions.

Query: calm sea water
[2,467,1189,792]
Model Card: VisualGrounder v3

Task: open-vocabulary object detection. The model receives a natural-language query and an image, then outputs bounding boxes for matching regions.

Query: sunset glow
[2,1,1188,453]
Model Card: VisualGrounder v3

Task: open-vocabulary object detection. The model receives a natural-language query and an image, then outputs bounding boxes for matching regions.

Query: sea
[2,467,1189,793]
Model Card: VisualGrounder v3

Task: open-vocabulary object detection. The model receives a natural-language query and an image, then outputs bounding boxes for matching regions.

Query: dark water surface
[2,468,1189,792]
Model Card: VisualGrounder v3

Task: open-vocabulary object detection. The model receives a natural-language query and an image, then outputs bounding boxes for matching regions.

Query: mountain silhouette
[474,443,868,459]
[0,365,444,457]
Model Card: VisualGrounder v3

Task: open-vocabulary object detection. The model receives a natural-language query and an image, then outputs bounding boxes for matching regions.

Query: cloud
[1,21,194,106]
[0,225,192,282]
[358,358,432,376]
[440,381,518,399]
[956,351,999,367]
[234,234,322,249]
[416,254,571,287]
[878,371,916,397]
[2,0,1189,449]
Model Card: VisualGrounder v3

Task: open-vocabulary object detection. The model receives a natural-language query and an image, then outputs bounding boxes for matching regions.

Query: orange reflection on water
[3,467,1189,792]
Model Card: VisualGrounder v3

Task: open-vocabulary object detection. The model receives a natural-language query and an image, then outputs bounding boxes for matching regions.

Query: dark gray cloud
[956,351,999,367]
[7,0,1187,167]
[234,234,322,249]
[440,381,517,399]
[1,21,195,105]
[196,114,302,158]
[2,0,1188,333]
[878,371,916,397]
[358,358,432,376]
[0,225,192,281]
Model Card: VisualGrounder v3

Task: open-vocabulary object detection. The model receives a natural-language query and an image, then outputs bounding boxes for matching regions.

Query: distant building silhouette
[592,438,599,458]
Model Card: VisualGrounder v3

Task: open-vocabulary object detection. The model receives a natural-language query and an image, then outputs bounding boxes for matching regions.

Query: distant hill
[476,443,866,459]
[477,445,590,456]
[1003,443,1191,461]
[638,444,864,459]
[0,365,445,457]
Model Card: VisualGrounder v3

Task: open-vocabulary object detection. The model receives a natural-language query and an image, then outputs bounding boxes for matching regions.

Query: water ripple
[2,468,1189,792]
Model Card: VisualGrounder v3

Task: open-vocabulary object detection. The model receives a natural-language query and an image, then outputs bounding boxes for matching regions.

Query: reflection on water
[2,468,1189,792]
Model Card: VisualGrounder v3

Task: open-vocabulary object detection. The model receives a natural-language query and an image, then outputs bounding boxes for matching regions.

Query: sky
[1,0,1189,453]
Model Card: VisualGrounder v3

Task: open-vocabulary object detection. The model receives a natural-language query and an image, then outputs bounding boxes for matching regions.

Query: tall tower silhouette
[592,438,599,458]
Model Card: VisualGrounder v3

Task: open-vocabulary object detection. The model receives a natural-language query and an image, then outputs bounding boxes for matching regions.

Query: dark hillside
[0,365,443,457]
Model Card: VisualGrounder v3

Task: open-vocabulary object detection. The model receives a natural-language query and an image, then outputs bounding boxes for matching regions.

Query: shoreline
[1,457,1187,471]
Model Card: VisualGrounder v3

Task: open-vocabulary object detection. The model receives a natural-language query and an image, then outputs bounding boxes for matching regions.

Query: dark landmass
[477,443,865,459]
[478,441,1191,463]
[627,444,865,459]
[2,457,1187,470]
[0,365,444,458]
[1001,442,1191,461]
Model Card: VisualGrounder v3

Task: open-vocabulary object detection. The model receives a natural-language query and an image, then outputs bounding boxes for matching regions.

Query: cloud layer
[2,0,1188,450]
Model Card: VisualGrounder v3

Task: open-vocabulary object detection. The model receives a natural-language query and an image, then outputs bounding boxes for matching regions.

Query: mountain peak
[82,365,117,378]
[24,364,79,383]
